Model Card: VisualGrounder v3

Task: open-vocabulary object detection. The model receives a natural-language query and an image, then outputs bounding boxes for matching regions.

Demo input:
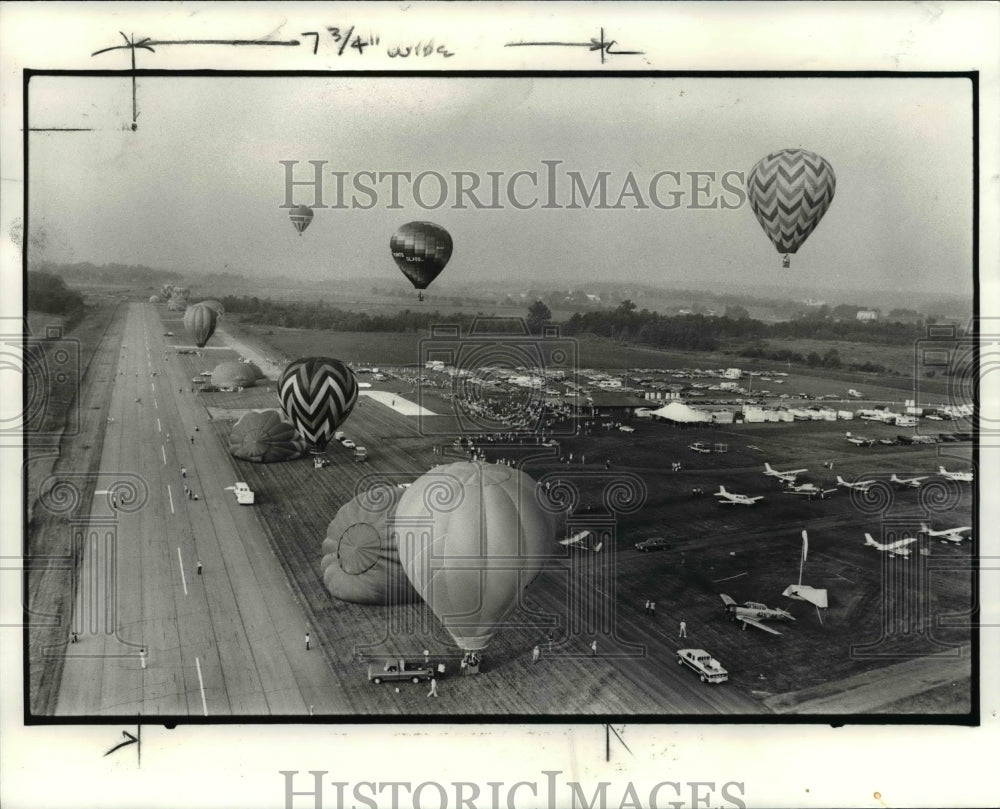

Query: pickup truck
[367,659,435,685]
[677,648,729,683]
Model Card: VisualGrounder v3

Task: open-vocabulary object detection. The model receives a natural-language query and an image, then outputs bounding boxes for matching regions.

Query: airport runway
[55,303,349,716]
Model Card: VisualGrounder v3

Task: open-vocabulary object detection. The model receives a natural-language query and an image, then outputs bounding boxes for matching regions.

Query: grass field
[160,305,974,716]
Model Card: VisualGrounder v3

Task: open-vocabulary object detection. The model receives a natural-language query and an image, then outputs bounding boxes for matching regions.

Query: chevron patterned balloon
[746,149,836,267]
[278,357,358,453]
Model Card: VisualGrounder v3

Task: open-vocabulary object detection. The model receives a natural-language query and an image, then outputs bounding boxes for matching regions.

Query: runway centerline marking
[161,445,167,465]
[157,418,162,433]
[195,657,208,716]
[167,484,175,514]
[177,546,188,595]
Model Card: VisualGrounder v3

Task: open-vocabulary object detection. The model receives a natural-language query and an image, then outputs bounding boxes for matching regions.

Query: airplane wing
[740,617,782,635]
[889,537,918,550]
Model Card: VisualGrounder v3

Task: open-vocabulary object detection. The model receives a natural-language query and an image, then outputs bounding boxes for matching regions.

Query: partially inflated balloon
[394,461,555,652]
[320,488,420,605]
[278,357,358,453]
[183,303,218,348]
[390,221,452,297]
[229,409,306,463]
[746,148,836,269]
[212,361,257,389]
[289,205,313,235]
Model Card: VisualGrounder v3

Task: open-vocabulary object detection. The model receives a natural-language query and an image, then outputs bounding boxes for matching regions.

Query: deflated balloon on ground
[320,489,420,605]
[228,409,307,463]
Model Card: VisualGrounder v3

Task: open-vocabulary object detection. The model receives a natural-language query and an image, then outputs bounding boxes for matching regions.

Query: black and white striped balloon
[278,357,358,453]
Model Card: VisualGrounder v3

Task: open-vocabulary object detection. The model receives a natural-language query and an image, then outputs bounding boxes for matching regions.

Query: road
[55,304,348,716]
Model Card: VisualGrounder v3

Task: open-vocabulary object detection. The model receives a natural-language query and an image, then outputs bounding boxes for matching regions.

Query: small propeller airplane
[836,475,878,492]
[890,473,927,488]
[714,486,764,506]
[763,463,807,484]
[920,522,972,544]
[845,433,875,446]
[720,594,795,635]
[938,466,973,483]
[864,533,917,558]
[558,530,603,552]
[784,482,837,500]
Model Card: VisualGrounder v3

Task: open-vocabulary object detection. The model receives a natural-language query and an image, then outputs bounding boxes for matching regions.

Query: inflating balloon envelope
[394,461,556,663]
[183,302,218,348]
[229,409,307,463]
[320,486,420,605]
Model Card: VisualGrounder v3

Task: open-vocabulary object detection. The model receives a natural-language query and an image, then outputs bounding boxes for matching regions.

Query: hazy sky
[28,75,972,296]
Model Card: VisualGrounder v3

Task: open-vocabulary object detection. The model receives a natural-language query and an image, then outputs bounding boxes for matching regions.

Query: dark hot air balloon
[198,299,225,318]
[746,148,836,269]
[228,409,307,463]
[390,221,452,301]
[278,357,359,453]
[183,303,218,348]
[394,461,555,662]
[289,205,313,235]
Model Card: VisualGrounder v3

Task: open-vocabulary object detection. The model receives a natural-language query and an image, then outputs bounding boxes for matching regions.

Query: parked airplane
[938,466,973,483]
[920,523,972,544]
[714,486,764,506]
[784,482,837,500]
[559,530,603,552]
[864,533,917,558]
[890,473,927,488]
[720,594,795,635]
[836,476,878,492]
[763,463,807,483]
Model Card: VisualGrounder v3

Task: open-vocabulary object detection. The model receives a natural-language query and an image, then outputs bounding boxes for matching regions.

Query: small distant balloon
[390,221,452,301]
[289,205,314,236]
[746,148,836,270]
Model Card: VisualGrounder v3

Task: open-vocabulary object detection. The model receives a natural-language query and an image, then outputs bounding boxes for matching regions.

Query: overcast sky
[27,75,972,297]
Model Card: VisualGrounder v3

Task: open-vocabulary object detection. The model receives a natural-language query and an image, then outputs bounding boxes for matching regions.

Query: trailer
[232,482,255,505]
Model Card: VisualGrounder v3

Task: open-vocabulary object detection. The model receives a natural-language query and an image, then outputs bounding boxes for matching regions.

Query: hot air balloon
[289,205,313,235]
[228,409,307,463]
[183,303,218,348]
[746,148,836,269]
[320,488,420,605]
[394,461,555,662]
[390,221,452,301]
[198,299,225,318]
[278,357,358,453]
[212,361,257,389]
[148,295,161,303]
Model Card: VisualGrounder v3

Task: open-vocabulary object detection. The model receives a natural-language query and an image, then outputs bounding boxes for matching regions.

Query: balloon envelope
[746,148,836,262]
[394,461,554,652]
[390,221,453,291]
[320,489,420,605]
[289,205,313,235]
[228,408,306,463]
[212,361,257,389]
[199,299,225,317]
[183,303,218,348]
[278,357,358,453]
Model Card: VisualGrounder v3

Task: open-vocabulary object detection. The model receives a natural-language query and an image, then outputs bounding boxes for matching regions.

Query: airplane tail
[864,533,879,547]
[939,466,947,475]
[593,542,604,553]
[920,523,931,534]
[836,476,848,486]
[718,486,727,495]
[890,474,900,483]
[764,463,774,473]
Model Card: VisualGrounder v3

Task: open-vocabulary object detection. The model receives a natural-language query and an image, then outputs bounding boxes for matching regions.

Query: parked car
[341,438,356,449]
[677,648,729,683]
[635,537,671,553]
[367,658,435,685]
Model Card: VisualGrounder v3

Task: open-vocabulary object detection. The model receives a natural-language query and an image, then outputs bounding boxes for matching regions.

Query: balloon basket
[459,652,481,676]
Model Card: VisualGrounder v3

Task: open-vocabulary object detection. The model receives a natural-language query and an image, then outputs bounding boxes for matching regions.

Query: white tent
[650,401,710,423]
